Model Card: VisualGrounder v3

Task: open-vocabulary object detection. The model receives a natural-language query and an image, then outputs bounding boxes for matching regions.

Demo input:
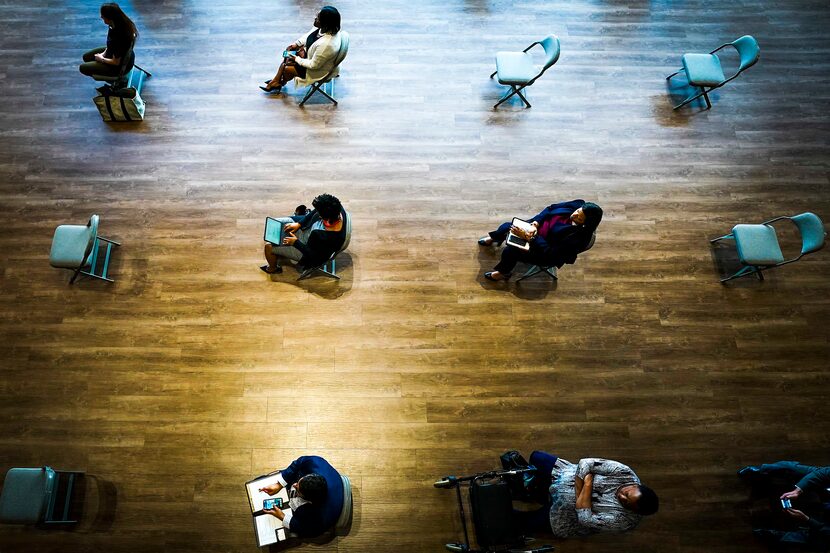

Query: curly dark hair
[312,193,342,222]
[635,485,659,515]
[299,474,328,503]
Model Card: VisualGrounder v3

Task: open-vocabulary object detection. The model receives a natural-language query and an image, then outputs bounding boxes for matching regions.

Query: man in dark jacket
[259,455,345,538]
[739,461,830,550]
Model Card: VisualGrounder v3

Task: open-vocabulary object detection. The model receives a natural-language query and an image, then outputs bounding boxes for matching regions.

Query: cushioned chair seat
[495,52,537,84]
[0,468,53,524]
[682,53,726,86]
[733,224,785,265]
[49,225,92,268]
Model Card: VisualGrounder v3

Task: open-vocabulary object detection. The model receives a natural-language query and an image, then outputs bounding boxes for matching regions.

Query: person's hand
[584,473,594,489]
[263,507,284,520]
[510,225,535,241]
[785,508,809,522]
[94,53,105,63]
[284,222,301,233]
[259,482,283,496]
[282,233,297,246]
[781,488,803,501]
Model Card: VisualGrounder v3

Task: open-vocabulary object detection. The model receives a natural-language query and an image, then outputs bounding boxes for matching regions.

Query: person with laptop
[478,199,603,281]
[261,193,347,274]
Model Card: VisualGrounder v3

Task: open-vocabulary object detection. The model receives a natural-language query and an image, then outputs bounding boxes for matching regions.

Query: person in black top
[261,194,348,274]
[260,6,341,93]
[79,3,138,81]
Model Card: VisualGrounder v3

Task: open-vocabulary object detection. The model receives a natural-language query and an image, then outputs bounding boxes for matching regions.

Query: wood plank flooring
[1,0,829,551]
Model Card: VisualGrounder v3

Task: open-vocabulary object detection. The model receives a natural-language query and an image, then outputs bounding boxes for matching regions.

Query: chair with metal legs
[49,214,120,284]
[516,233,595,283]
[667,35,759,110]
[299,31,350,107]
[490,35,560,109]
[0,466,85,525]
[710,212,825,283]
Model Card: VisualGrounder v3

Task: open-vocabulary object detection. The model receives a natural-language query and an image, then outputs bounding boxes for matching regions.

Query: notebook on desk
[245,472,291,547]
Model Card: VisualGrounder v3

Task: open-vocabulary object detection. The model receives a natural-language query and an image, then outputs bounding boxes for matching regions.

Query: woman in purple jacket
[479,199,603,281]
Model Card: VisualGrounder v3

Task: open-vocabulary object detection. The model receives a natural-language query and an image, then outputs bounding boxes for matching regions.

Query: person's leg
[262,217,303,273]
[82,46,106,62]
[488,221,513,243]
[492,245,524,275]
[527,451,558,504]
[266,64,299,90]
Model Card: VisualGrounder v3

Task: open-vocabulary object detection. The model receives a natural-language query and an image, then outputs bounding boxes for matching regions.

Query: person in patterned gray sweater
[515,451,658,538]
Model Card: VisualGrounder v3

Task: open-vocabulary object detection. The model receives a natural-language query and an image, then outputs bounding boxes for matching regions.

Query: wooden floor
[1,0,829,552]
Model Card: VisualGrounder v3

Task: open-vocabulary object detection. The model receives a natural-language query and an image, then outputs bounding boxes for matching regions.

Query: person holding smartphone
[259,455,345,538]
[260,6,342,94]
[478,199,603,281]
[738,462,830,549]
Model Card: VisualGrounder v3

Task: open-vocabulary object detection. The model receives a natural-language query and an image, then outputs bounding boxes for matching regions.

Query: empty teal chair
[667,35,760,110]
[710,212,826,283]
[49,214,120,283]
[490,35,560,108]
[0,466,84,525]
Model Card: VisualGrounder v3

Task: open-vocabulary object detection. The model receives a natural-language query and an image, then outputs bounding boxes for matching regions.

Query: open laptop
[506,218,534,251]
[264,217,284,246]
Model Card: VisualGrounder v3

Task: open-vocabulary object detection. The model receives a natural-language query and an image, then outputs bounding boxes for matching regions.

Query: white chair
[490,35,561,108]
[299,31,350,107]
[49,214,120,283]
[298,211,352,280]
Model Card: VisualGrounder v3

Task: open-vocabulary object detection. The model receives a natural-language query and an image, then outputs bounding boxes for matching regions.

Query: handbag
[93,87,145,122]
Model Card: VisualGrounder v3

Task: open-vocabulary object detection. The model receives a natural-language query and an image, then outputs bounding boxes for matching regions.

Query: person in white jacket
[261,6,342,94]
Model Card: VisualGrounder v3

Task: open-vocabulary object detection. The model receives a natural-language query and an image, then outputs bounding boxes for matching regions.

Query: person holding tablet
[261,194,346,274]
[260,6,342,94]
[79,3,138,83]
[478,199,603,281]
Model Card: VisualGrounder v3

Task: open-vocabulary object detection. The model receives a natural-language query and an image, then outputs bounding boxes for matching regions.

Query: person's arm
[577,508,636,533]
[528,199,585,225]
[578,458,636,479]
[259,473,285,496]
[294,38,338,71]
[795,466,830,495]
[278,456,310,488]
[575,473,592,510]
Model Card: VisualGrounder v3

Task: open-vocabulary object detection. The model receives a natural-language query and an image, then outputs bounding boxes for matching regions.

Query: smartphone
[781,498,792,509]
[282,50,294,58]
[263,498,282,510]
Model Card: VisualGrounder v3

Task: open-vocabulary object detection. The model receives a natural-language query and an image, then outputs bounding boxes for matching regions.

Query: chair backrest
[791,212,826,255]
[581,232,596,253]
[539,35,561,70]
[321,31,349,83]
[335,474,353,533]
[732,35,760,72]
[338,210,352,253]
[83,215,100,264]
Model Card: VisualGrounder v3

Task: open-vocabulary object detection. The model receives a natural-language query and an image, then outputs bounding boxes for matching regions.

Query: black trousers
[513,451,559,535]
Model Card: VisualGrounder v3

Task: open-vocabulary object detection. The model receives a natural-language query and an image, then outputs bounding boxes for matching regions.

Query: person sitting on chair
[738,461,830,550]
[79,3,137,87]
[479,199,602,281]
[259,455,345,539]
[515,451,658,538]
[261,193,346,274]
[260,6,342,94]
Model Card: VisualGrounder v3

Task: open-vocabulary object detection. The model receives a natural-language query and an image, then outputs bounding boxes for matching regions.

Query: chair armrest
[523,41,541,53]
